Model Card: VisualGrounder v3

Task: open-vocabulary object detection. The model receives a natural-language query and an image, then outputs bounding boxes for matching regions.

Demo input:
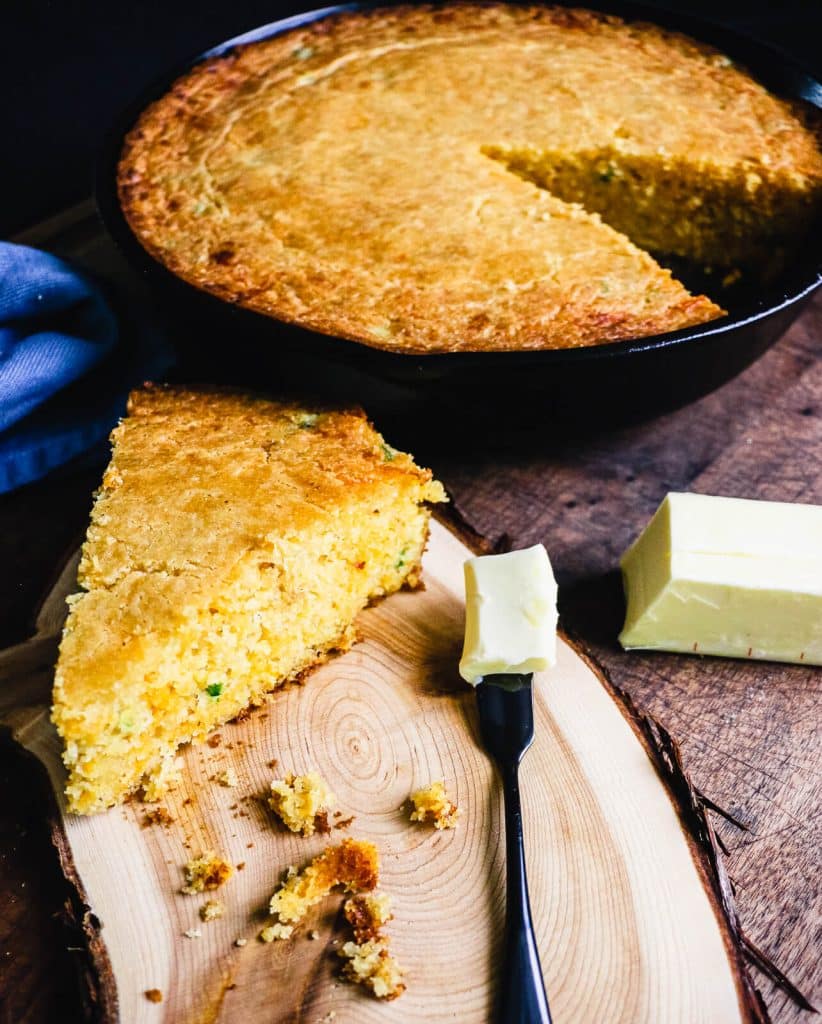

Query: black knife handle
[499,762,552,1024]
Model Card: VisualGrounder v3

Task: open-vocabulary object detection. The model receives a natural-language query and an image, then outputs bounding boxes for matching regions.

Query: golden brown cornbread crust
[75,386,439,606]
[118,4,821,353]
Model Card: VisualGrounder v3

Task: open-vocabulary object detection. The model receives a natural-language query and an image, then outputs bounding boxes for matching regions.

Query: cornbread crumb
[199,899,225,922]
[340,940,405,1000]
[339,891,404,998]
[216,768,238,788]
[268,771,336,836]
[344,893,392,942]
[269,839,378,925]
[409,781,460,829]
[260,923,294,942]
[142,806,174,828]
[182,851,233,894]
[183,928,202,939]
[234,937,247,947]
[144,989,163,1003]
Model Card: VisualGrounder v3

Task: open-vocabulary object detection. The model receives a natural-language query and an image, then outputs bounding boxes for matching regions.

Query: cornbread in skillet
[51,386,446,814]
[118,4,822,353]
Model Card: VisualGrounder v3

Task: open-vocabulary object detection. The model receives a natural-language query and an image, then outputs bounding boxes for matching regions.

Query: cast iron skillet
[96,1,822,435]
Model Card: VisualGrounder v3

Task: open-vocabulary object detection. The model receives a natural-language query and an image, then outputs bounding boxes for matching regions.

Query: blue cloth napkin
[0,241,170,493]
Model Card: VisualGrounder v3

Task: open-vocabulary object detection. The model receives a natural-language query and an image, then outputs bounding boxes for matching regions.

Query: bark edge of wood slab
[0,506,811,1023]
[0,727,119,1024]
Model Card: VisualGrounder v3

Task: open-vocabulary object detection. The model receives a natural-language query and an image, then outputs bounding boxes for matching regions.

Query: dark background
[3,0,822,236]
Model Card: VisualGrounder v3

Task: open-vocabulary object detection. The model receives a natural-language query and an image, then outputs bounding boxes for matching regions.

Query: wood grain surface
[0,205,819,1023]
[1,519,760,1024]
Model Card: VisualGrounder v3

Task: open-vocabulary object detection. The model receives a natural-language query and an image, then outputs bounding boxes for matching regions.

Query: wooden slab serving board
[0,517,763,1023]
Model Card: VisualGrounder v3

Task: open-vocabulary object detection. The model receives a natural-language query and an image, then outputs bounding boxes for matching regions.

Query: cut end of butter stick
[619,491,822,665]
[459,545,558,686]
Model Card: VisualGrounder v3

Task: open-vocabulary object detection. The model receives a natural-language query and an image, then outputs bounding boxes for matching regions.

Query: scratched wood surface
[0,205,819,1022]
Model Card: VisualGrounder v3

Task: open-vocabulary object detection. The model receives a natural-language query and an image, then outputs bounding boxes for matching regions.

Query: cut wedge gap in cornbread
[52,387,447,814]
[482,143,820,274]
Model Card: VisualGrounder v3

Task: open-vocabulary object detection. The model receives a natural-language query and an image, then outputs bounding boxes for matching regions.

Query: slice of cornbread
[52,386,446,814]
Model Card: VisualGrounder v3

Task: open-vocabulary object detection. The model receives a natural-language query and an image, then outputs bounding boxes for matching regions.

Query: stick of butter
[459,545,558,685]
[619,492,822,665]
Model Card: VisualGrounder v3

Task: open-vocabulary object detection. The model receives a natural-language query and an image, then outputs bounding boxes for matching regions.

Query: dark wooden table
[0,207,819,1023]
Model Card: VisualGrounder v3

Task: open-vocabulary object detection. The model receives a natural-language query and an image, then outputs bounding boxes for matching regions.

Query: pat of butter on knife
[459,545,558,685]
[620,492,822,665]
